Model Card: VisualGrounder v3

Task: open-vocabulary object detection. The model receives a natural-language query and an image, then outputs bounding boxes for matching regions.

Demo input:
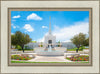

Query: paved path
[28,56,72,62]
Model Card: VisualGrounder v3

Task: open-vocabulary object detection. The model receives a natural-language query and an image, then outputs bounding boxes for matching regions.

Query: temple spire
[49,16,51,34]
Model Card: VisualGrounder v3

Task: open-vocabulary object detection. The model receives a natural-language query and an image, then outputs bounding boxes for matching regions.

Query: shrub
[18,48,33,51]
[79,46,84,51]
[15,45,22,49]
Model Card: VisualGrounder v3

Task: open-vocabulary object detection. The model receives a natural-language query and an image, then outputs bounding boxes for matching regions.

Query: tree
[11,34,16,49]
[71,33,86,53]
[83,37,89,46]
[11,35,16,46]
[40,42,43,47]
[11,31,32,52]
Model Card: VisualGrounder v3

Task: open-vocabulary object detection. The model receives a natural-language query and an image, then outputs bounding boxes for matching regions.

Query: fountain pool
[35,45,65,56]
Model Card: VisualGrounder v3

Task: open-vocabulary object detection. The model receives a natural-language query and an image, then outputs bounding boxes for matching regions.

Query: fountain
[34,17,67,56]
[48,45,52,52]
[34,45,66,56]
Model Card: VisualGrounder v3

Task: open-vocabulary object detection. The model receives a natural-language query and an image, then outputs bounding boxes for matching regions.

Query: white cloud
[11,24,19,29]
[23,24,34,32]
[52,21,89,42]
[27,13,42,20]
[13,26,16,29]
[37,37,44,42]
[42,26,48,29]
[12,15,20,18]
[37,19,89,42]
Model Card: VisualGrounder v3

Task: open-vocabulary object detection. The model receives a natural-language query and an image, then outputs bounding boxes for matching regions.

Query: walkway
[28,56,72,62]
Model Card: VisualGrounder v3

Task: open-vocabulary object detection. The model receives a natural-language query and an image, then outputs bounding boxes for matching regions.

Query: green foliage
[57,41,61,47]
[24,46,30,49]
[11,35,16,45]
[32,41,37,43]
[11,61,89,63]
[67,48,77,51]
[40,45,43,47]
[79,46,85,50]
[17,49,33,51]
[71,33,87,52]
[15,45,21,49]
[67,46,85,51]
[16,45,33,51]
[11,31,32,52]
[58,45,60,47]
[83,38,89,46]
[58,41,60,44]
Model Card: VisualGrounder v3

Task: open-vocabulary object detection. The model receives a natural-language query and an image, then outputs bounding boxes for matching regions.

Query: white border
[1,1,99,73]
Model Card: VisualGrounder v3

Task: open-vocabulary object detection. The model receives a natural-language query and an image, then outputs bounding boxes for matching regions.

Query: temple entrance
[48,40,52,48]
[48,40,52,44]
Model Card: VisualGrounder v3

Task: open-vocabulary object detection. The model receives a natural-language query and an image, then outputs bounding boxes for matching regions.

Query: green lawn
[67,49,82,51]
[67,46,89,51]
[11,60,89,63]
[17,49,34,51]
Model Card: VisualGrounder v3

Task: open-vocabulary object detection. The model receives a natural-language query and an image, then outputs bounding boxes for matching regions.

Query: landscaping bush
[67,48,77,51]
[25,46,28,49]
[79,46,85,51]
[18,48,33,51]
[15,45,33,51]
[15,45,22,49]
[67,46,85,51]
[11,55,32,60]
[66,55,89,61]
[40,45,43,47]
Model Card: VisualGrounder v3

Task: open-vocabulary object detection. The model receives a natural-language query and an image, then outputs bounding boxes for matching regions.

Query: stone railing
[83,49,89,54]
[11,51,34,54]
[34,47,45,52]
[54,47,67,52]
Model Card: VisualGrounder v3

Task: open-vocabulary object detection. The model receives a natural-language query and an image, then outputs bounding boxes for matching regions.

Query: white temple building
[44,17,56,48]
[24,17,76,50]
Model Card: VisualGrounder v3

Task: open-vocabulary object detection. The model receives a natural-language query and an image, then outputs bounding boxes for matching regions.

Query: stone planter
[64,53,80,58]
[21,53,37,58]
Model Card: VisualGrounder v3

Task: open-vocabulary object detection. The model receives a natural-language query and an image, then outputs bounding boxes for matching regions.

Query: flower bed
[66,55,89,61]
[11,55,32,60]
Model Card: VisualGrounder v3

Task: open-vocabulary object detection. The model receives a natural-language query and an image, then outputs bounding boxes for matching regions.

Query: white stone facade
[24,17,76,49]
[44,34,56,47]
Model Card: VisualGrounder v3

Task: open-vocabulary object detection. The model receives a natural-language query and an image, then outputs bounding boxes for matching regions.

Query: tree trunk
[22,45,24,53]
[76,48,79,53]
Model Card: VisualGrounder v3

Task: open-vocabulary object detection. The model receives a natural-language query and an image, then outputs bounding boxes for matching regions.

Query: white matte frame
[1,0,100,74]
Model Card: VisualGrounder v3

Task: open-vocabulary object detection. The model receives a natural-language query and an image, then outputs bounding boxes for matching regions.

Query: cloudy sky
[11,11,89,42]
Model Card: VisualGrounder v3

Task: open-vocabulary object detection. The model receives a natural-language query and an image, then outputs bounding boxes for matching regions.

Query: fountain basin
[34,47,67,56]
[36,50,64,56]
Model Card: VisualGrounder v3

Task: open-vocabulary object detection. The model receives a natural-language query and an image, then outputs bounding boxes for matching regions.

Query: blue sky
[11,11,89,42]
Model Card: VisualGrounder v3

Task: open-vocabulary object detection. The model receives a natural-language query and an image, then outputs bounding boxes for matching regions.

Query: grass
[67,49,82,51]
[11,60,89,63]
[17,49,34,51]
[67,46,89,51]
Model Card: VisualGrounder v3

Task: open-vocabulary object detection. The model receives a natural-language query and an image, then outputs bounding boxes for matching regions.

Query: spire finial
[49,16,51,34]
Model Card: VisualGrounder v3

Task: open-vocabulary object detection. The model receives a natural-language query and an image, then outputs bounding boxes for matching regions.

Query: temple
[24,17,76,50]
[44,17,56,48]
